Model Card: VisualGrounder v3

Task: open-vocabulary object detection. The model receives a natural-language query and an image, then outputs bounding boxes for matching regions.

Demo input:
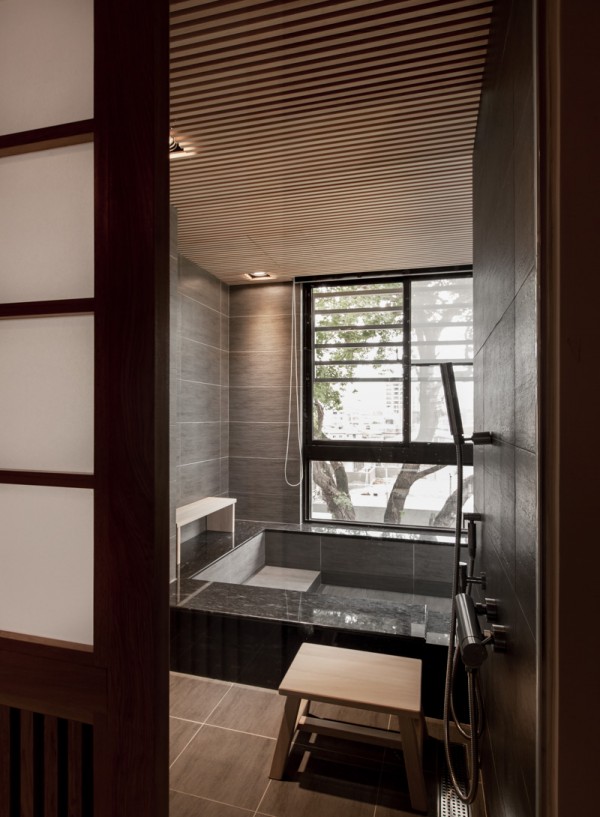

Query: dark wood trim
[0,471,94,489]
[0,706,10,815]
[0,299,95,320]
[93,0,170,814]
[539,2,600,816]
[44,717,59,815]
[0,650,106,723]
[20,709,35,815]
[0,120,94,158]
[67,721,83,816]
[0,631,94,662]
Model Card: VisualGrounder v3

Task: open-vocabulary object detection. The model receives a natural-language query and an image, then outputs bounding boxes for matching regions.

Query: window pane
[316,381,403,441]
[411,364,473,442]
[411,278,473,362]
[310,461,473,528]
[313,281,404,442]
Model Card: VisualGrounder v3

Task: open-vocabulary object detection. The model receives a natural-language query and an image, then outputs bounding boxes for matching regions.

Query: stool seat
[270,643,428,813]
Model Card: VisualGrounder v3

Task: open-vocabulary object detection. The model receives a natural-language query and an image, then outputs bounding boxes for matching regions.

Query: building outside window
[302,268,473,528]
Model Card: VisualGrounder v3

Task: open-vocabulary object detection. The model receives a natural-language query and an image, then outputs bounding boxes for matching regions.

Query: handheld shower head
[440,362,464,444]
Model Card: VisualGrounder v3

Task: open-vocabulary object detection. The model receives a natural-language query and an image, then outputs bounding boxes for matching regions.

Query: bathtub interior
[192,528,459,612]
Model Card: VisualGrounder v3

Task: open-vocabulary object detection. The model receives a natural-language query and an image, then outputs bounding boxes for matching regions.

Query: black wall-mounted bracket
[468,431,494,445]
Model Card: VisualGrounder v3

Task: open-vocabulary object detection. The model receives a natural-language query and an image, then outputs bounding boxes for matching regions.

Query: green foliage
[313,283,403,418]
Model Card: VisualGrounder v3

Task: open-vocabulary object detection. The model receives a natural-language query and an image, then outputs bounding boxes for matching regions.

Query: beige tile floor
[169,672,439,817]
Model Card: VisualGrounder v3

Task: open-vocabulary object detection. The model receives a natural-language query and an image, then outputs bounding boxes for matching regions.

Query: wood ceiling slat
[170,48,486,106]
[172,169,472,204]
[169,0,490,283]
[170,161,471,199]
[171,99,481,155]
[170,59,486,119]
[170,2,491,55]
[176,194,473,233]
[170,72,483,130]
[170,22,489,84]
[170,122,477,173]
[171,139,476,189]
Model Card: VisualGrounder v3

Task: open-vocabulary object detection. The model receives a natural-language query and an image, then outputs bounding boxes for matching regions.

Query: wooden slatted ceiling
[170,0,491,285]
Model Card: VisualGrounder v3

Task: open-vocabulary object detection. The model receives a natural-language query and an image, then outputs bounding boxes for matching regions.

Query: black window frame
[302,265,474,525]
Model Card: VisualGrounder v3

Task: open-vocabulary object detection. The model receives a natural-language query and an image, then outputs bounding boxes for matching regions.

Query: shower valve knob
[490,624,508,653]
[483,598,499,621]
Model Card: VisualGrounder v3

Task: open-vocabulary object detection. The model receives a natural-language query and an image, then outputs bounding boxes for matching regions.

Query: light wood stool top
[270,643,428,813]
[279,642,422,714]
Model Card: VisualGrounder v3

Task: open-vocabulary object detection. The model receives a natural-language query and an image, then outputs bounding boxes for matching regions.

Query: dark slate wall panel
[170,249,230,578]
[472,1,537,814]
[228,283,302,524]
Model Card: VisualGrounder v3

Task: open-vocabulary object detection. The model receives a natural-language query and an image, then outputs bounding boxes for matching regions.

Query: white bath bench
[270,642,427,813]
[175,496,236,565]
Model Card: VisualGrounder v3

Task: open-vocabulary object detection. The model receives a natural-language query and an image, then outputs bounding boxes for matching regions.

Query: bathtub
[170,522,467,717]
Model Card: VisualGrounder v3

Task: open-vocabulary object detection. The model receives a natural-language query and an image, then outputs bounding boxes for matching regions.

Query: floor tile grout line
[201,683,237,726]
[202,721,277,741]
[170,787,255,814]
[252,778,272,817]
[169,715,205,725]
[169,723,204,770]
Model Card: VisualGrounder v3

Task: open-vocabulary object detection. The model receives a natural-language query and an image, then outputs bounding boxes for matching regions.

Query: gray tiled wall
[472,1,537,814]
[169,242,230,579]
[228,283,302,524]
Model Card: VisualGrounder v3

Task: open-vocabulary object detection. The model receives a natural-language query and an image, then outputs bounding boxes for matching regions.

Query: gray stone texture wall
[169,239,230,579]
[228,283,302,524]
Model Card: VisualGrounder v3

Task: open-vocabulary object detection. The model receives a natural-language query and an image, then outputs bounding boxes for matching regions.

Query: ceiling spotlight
[244,271,272,280]
[169,133,184,154]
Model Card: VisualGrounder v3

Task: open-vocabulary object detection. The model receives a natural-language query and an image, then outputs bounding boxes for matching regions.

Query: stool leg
[270,696,301,779]
[396,714,428,813]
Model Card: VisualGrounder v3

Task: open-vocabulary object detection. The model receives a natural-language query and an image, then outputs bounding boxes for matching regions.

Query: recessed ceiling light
[169,129,195,159]
[244,271,272,280]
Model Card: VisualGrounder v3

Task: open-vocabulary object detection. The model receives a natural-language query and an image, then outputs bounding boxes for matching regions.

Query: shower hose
[442,438,484,804]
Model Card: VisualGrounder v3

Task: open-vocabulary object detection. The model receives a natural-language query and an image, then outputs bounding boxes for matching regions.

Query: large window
[303,269,473,529]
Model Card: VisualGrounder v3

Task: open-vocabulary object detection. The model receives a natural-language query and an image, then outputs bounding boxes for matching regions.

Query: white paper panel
[0,0,93,135]
[0,316,94,472]
[0,144,94,303]
[0,484,93,644]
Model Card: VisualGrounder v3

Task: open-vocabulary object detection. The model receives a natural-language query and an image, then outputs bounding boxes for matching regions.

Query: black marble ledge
[174,580,452,641]
[177,520,264,580]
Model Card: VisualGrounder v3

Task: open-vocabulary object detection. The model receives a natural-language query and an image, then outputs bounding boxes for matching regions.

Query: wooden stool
[270,642,427,813]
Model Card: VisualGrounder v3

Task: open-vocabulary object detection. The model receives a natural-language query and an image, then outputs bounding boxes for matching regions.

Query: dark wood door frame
[0,2,170,814]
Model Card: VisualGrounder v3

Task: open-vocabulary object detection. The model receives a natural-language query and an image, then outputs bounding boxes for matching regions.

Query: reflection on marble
[177,580,445,640]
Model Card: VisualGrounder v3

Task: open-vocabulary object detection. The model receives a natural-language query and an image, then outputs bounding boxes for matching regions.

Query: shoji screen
[0,0,95,646]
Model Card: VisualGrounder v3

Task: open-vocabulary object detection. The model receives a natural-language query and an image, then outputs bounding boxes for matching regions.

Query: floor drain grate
[439,770,470,817]
[438,745,471,817]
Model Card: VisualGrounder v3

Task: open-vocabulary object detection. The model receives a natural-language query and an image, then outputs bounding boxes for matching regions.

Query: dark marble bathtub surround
[171,523,459,656]
[473,1,537,814]
[169,245,230,579]
[182,581,425,638]
[229,283,302,524]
